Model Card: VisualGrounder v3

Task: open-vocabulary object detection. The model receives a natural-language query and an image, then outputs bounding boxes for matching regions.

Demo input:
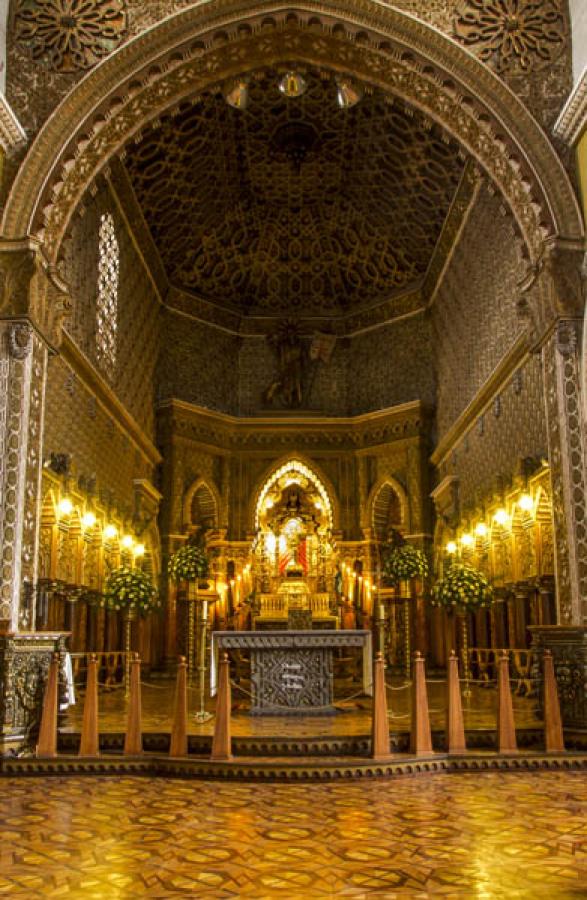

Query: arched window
[96,212,119,371]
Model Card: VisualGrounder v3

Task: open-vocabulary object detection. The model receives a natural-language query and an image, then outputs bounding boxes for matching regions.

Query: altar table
[210,630,372,715]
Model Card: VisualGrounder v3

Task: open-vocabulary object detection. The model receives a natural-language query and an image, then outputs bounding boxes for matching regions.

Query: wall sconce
[104,524,117,540]
[518,493,533,512]
[82,511,96,529]
[121,535,134,549]
[460,533,474,548]
[446,541,457,554]
[133,543,145,557]
[475,522,488,538]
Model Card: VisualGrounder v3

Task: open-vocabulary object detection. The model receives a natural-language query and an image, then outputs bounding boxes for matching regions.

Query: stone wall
[432,184,526,440]
[158,311,240,414]
[43,356,155,516]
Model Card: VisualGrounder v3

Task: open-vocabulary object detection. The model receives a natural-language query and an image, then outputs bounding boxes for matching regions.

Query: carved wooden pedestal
[211,631,372,716]
[530,626,587,730]
[0,631,70,752]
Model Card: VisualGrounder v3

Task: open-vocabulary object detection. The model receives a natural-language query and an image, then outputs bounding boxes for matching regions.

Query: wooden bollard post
[123,653,143,756]
[211,653,232,761]
[169,656,188,757]
[36,653,60,758]
[543,650,565,753]
[371,652,391,760]
[410,651,433,755]
[497,651,517,753]
[79,654,99,757]
[446,650,466,754]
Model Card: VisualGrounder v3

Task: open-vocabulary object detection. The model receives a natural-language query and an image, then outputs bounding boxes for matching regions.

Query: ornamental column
[0,318,48,631]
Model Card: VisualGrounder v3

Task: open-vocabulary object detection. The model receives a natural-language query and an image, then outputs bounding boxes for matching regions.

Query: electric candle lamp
[475,522,488,538]
[460,533,474,548]
[493,508,508,526]
[446,541,457,554]
[122,535,134,549]
[58,498,73,516]
[133,543,145,557]
[82,511,96,529]
[518,494,533,512]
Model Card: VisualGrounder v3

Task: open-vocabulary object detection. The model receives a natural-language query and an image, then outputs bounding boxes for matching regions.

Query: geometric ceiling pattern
[124,73,466,316]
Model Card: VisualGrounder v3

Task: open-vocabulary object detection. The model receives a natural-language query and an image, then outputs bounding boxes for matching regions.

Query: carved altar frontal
[211,631,372,716]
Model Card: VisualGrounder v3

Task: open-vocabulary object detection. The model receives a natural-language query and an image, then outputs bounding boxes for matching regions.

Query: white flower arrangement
[432,563,493,613]
[168,545,209,583]
[104,566,160,616]
[383,544,429,584]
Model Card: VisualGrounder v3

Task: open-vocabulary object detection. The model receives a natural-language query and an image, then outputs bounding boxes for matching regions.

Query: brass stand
[187,597,196,686]
[404,598,411,680]
[194,597,213,723]
[124,611,136,698]
[460,615,471,699]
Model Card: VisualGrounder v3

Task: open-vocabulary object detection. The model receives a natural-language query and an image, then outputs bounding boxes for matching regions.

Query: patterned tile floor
[0,771,585,898]
[62,679,540,737]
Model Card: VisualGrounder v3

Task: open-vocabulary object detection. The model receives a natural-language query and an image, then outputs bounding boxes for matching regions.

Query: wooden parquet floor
[0,771,585,898]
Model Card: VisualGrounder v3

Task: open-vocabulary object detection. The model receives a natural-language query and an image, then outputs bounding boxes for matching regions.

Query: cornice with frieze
[554,67,587,146]
[157,398,429,452]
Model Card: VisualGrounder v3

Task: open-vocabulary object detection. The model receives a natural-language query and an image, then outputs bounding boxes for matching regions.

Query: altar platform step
[4,750,587,783]
[56,726,552,758]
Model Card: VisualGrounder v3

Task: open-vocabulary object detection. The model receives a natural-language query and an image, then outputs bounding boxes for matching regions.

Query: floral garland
[168,544,209,583]
[383,544,429,583]
[431,563,493,613]
[104,566,160,616]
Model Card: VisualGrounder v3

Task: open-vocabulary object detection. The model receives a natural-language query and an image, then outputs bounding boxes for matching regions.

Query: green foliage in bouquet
[104,566,160,616]
[383,543,429,583]
[168,544,209,583]
[431,563,493,613]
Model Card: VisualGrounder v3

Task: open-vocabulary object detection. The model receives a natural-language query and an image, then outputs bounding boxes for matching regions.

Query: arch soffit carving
[365,476,408,533]
[2,0,583,268]
[250,454,340,533]
[182,476,221,529]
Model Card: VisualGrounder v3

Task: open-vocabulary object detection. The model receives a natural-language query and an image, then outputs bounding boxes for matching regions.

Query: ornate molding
[7,322,32,359]
[554,66,587,145]
[0,96,26,153]
[2,1,582,271]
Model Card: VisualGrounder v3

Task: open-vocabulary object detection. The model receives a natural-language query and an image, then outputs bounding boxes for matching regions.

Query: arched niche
[367,477,407,541]
[183,477,220,534]
[252,456,338,534]
[2,0,582,311]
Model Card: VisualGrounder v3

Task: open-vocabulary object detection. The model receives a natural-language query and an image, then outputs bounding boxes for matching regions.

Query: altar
[211,630,372,715]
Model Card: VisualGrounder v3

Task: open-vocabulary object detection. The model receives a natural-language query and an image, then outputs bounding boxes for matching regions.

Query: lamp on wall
[518,493,534,513]
[82,511,96,529]
[493,508,509,526]
[58,497,73,517]
[446,541,457,554]
[104,524,117,540]
[475,522,488,538]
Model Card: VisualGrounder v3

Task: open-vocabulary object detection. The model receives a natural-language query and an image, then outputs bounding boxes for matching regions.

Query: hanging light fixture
[335,77,363,109]
[278,70,307,98]
[224,78,250,110]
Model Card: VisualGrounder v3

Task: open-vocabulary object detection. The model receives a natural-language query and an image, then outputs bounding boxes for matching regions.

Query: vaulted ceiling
[124,72,467,318]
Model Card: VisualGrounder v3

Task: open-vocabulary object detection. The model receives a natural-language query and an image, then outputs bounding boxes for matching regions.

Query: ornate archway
[2,0,582,300]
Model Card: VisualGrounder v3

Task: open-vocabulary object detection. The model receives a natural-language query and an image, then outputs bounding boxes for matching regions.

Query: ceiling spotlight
[82,512,96,529]
[475,522,488,538]
[335,77,363,109]
[446,541,457,554]
[224,78,249,110]
[58,498,73,516]
[278,70,307,98]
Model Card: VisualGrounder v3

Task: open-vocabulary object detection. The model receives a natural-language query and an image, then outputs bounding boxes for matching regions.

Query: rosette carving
[15,0,127,73]
[454,0,565,75]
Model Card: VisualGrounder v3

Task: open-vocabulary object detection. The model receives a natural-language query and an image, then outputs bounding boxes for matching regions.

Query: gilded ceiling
[123,73,465,317]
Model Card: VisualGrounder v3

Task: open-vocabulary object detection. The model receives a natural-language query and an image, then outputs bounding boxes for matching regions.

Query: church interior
[1,0,587,895]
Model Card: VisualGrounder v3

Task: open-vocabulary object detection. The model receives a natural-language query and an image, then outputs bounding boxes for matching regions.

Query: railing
[71,651,131,691]
[468,648,535,696]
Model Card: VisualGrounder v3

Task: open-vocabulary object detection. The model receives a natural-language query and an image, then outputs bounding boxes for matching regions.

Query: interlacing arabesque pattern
[454,0,565,75]
[124,76,464,316]
[14,0,127,73]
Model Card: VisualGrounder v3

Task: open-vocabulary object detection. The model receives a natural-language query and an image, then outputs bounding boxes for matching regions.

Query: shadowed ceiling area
[124,72,467,317]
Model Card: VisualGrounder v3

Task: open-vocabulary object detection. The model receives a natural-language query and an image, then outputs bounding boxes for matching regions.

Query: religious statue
[263,318,306,408]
